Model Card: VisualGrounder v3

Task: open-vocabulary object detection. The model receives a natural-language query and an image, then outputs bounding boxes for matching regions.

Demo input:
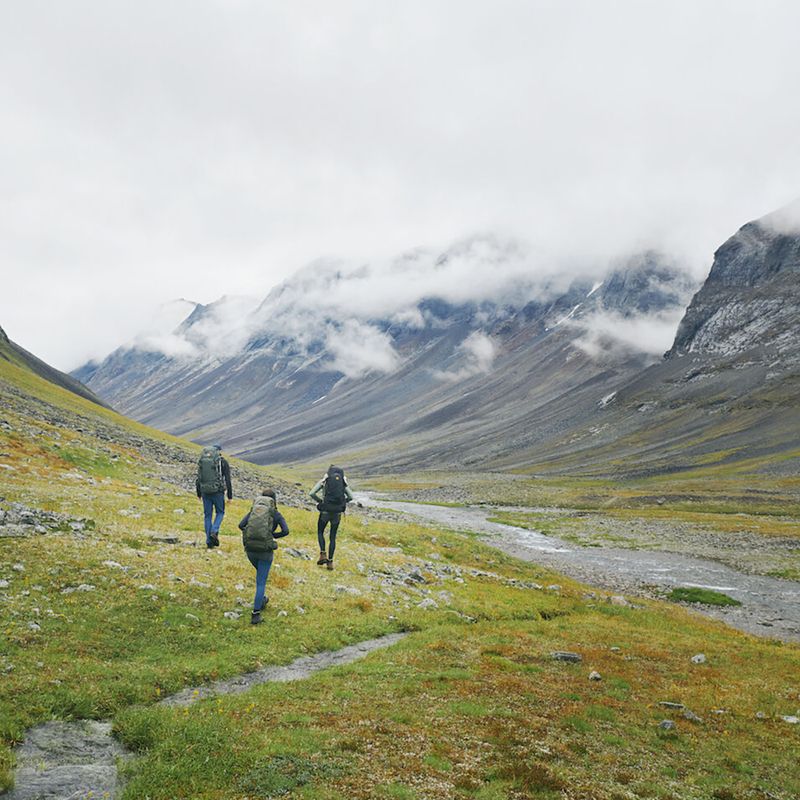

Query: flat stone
[283,547,311,560]
[588,671,602,681]
[659,701,685,710]
[691,654,707,664]
[551,651,582,663]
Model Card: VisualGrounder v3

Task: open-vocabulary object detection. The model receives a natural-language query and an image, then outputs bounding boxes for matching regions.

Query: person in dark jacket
[309,466,353,571]
[196,444,233,549]
[238,489,289,624]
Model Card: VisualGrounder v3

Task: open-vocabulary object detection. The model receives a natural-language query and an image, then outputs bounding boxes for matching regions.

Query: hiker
[309,465,353,570]
[239,489,289,624]
[195,444,233,549]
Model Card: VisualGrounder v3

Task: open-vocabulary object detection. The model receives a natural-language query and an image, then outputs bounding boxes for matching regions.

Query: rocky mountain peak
[669,201,800,359]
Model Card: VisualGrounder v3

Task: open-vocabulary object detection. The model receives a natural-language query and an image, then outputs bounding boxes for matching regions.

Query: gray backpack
[197,447,224,494]
[243,496,277,554]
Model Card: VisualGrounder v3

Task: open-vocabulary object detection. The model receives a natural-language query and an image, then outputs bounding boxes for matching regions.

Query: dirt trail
[1,633,406,800]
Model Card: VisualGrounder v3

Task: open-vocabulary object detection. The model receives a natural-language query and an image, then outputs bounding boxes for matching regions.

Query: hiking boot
[326,559,334,571]
[259,597,269,611]
[250,611,262,625]
[317,551,328,565]
[210,535,220,548]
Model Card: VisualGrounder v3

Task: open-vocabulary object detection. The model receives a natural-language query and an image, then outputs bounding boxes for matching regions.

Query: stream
[361,496,800,643]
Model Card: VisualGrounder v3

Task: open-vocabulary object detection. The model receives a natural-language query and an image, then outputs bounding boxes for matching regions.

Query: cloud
[571,308,687,361]
[434,331,497,381]
[4,2,800,369]
[325,320,400,378]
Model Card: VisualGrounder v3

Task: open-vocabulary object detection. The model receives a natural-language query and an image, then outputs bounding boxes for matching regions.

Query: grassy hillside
[1,354,799,798]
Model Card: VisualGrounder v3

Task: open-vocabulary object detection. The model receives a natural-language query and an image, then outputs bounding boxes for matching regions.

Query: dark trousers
[317,511,341,559]
[202,492,225,544]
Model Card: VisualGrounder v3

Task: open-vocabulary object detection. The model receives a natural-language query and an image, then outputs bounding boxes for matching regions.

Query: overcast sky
[2,0,799,370]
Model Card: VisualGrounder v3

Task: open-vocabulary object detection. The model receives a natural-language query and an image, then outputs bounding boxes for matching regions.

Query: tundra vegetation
[1,349,799,799]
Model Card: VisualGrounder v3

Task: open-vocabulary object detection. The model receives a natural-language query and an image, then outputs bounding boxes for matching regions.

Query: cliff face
[670,203,800,366]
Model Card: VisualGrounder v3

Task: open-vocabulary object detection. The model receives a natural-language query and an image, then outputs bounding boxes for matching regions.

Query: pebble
[659,702,685,710]
[658,720,676,731]
[277,610,288,617]
[185,613,199,622]
[546,584,561,592]
[588,671,602,681]
[417,598,439,610]
[682,710,703,723]
[223,611,241,620]
[138,584,156,591]
[782,716,799,724]
[607,595,629,607]
[283,547,310,560]
[12,563,25,572]
[755,711,767,720]
[691,654,706,664]
[295,606,306,614]
[0,579,9,588]
[28,622,41,632]
[334,585,362,596]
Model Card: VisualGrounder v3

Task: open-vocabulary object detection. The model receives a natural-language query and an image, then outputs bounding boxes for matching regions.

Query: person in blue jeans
[238,489,289,624]
[196,444,233,548]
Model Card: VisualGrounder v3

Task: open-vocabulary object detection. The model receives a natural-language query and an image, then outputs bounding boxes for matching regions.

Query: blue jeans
[247,551,274,611]
[202,493,225,544]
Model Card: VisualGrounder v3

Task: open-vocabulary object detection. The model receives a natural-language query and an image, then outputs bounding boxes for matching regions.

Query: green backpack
[243,495,278,554]
[197,447,224,494]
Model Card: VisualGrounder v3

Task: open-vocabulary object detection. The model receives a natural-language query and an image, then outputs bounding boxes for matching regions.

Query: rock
[781,715,799,724]
[138,584,156,591]
[658,720,676,731]
[150,535,180,544]
[610,646,621,652]
[334,585,362,596]
[277,610,288,617]
[295,606,306,614]
[12,563,25,572]
[102,560,124,570]
[682,710,703,723]
[589,671,602,681]
[235,583,245,591]
[0,579,9,589]
[546,584,561,592]
[437,591,454,605]
[223,611,241,620]
[185,613,199,622]
[173,508,185,515]
[551,651,582,663]
[691,654,706,664]
[607,595,629,607]
[190,578,210,588]
[755,711,767,720]
[417,598,439,610]
[659,702,685,710]
[283,547,310,560]
[28,622,41,632]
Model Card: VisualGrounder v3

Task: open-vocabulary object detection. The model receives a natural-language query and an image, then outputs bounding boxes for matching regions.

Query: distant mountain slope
[75,245,696,468]
[0,324,108,408]
[519,202,800,477]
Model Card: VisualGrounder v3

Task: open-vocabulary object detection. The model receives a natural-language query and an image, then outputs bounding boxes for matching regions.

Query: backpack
[322,466,346,512]
[242,495,278,554]
[197,447,224,494]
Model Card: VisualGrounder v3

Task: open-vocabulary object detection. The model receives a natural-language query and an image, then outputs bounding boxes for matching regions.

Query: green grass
[2,343,800,799]
[667,588,742,607]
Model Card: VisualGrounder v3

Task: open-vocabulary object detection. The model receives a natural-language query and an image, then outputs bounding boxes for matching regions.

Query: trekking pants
[202,492,225,543]
[317,511,342,559]
[247,551,274,611]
